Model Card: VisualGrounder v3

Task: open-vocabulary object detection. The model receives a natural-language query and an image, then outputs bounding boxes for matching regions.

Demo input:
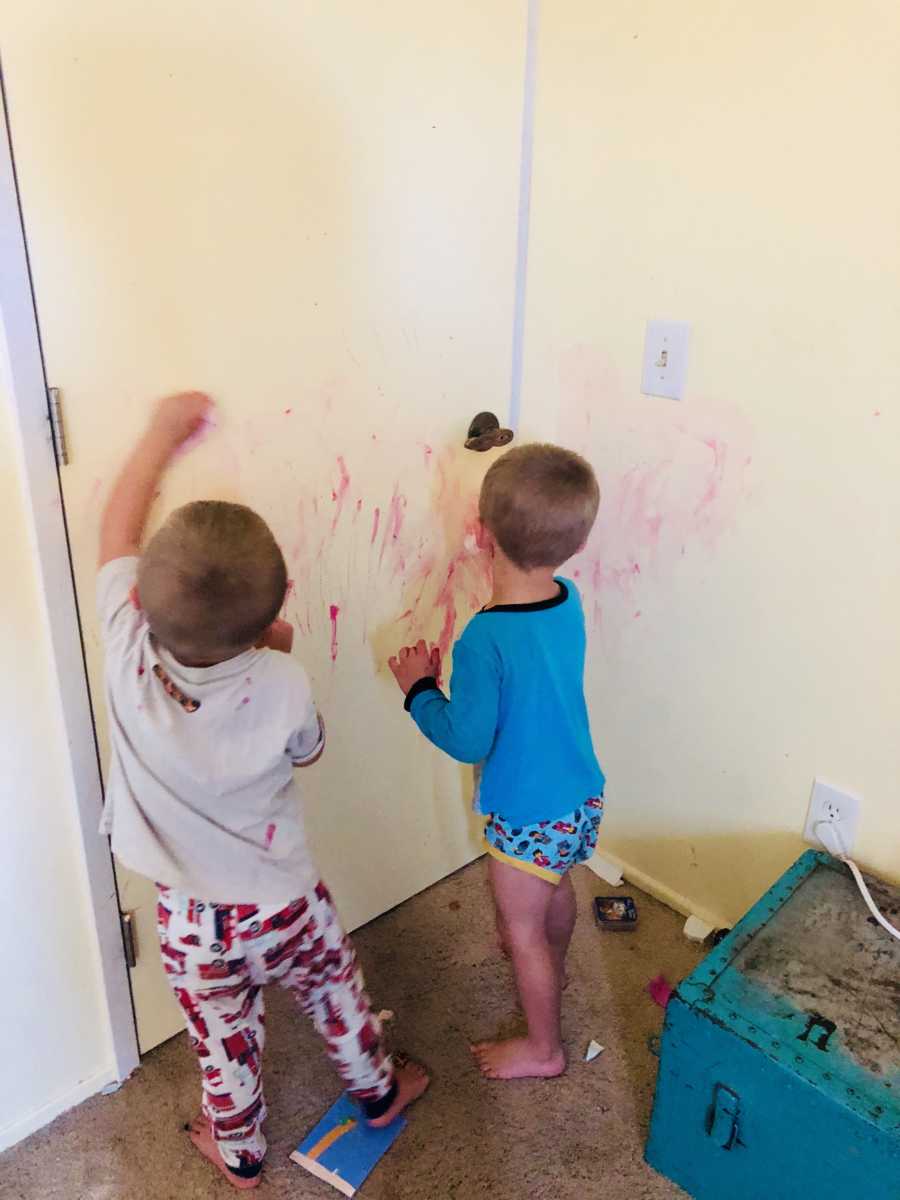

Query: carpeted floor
[0,860,703,1200]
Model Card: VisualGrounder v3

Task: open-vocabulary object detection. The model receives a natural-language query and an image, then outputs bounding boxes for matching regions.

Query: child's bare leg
[546,872,576,981]
[472,859,566,1080]
[493,891,512,959]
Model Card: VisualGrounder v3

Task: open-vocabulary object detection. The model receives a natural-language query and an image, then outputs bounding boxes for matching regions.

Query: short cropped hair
[138,501,287,662]
[479,444,599,570]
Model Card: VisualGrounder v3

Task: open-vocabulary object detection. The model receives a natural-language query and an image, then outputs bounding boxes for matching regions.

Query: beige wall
[4,0,899,1149]
[522,0,900,925]
[0,353,114,1150]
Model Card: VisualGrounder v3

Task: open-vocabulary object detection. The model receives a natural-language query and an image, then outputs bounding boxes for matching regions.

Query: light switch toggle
[642,320,691,401]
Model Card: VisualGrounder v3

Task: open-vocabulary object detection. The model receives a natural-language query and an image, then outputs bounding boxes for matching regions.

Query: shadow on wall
[598,829,811,929]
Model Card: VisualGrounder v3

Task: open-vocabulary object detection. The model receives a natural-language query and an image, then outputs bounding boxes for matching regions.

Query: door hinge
[121,911,137,969]
[48,386,69,465]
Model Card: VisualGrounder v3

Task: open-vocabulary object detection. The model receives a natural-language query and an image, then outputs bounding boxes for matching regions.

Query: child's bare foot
[471,1038,566,1080]
[367,1060,430,1128]
[186,1116,261,1190]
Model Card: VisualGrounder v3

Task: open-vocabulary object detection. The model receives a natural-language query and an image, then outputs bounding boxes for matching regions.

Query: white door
[1,2,524,1051]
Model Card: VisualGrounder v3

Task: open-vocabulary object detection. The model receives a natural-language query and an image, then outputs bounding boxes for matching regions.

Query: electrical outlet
[803,779,861,856]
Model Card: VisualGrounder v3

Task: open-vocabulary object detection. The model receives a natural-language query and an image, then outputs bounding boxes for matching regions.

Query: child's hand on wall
[389,640,441,694]
[150,391,213,456]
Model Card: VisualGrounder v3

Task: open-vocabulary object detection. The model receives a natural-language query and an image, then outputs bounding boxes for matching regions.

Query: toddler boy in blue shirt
[389,444,605,1080]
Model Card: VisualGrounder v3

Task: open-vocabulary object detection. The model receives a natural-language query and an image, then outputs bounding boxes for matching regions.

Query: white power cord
[814,819,900,942]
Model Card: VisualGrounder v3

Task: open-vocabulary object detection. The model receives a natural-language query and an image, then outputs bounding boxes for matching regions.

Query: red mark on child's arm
[329,604,340,662]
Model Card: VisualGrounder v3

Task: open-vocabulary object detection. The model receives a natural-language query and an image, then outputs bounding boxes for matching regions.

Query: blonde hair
[479,444,599,570]
[138,501,287,662]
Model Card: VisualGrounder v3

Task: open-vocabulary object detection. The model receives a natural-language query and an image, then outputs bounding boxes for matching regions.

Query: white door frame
[0,80,139,1082]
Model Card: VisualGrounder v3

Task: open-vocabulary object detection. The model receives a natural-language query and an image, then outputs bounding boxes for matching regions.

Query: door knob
[465,411,514,451]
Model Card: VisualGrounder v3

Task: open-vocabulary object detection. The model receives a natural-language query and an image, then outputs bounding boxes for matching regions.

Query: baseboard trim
[0,1065,117,1153]
[586,850,729,932]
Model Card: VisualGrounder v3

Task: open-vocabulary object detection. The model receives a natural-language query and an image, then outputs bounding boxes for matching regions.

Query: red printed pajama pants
[156,881,395,1175]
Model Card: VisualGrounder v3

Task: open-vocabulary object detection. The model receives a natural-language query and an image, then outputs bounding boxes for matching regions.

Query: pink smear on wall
[379,486,407,569]
[259,382,495,670]
[330,456,351,533]
[559,345,753,635]
[329,604,340,662]
[386,450,493,658]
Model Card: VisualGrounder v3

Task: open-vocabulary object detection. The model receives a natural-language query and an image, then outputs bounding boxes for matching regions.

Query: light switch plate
[641,319,691,400]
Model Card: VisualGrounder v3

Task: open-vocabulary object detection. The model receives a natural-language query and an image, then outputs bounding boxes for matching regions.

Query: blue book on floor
[290,1093,407,1197]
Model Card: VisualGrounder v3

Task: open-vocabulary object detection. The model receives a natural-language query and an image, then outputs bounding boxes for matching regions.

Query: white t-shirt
[97,557,324,902]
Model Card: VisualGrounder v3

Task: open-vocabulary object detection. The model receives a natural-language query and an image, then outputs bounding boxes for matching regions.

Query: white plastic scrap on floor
[584,1039,605,1063]
[588,854,624,886]
[683,914,715,942]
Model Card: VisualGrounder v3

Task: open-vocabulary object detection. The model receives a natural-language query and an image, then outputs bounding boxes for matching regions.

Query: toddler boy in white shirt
[97,392,427,1190]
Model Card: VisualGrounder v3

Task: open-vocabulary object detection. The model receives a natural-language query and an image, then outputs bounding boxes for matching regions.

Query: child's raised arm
[98,391,211,566]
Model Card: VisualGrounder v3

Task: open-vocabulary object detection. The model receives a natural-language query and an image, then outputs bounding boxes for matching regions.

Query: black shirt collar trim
[482,580,568,614]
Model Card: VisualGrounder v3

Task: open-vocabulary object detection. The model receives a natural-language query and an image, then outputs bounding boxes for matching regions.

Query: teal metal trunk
[646,851,899,1199]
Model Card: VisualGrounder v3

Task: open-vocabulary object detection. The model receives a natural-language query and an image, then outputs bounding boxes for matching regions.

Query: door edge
[0,69,139,1083]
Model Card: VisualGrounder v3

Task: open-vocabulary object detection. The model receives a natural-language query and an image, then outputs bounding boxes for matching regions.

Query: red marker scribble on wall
[330,456,351,533]
[379,486,406,569]
[557,344,753,634]
[278,439,492,666]
[329,604,340,661]
[384,450,493,659]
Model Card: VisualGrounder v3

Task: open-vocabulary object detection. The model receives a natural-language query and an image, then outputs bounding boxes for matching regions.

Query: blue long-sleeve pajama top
[404,579,605,826]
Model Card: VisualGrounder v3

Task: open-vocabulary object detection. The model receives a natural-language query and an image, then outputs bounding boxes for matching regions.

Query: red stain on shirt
[265,823,276,849]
